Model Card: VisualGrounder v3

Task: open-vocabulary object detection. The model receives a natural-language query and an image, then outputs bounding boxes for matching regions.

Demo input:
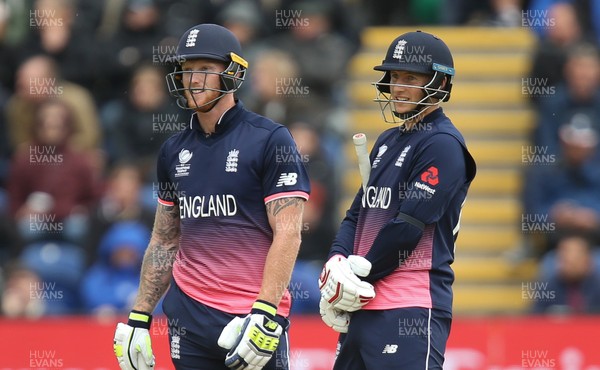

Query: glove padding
[319,255,375,312]
[114,311,155,370]
[218,301,282,370]
[319,297,350,333]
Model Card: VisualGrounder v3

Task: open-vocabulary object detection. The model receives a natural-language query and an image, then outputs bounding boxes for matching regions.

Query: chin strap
[393,98,437,127]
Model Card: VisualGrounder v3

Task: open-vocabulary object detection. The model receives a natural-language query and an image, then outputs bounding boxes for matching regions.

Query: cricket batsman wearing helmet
[113,24,310,370]
[318,30,477,369]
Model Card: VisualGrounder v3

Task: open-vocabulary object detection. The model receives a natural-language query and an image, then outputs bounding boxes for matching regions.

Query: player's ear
[440,76,448,90]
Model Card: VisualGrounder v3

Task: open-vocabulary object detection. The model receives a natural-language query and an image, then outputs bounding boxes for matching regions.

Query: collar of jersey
[398,107,445,136]
[191,100,244,136]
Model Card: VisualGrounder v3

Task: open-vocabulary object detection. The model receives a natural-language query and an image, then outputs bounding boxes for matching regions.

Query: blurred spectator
[0,0,31,91]
[218,0,265,49]
[1,261,44,318]
[242,48,346,170]
[85,162,155,266]
[0,0,32,47]
[80,221,150,317]
[101,63,180,179]
[262,1,354,166]
[485,0,523,26]
[360,0,413,26]
[264,1,355,106]
[533,42,600,156]
[218,0,266,101]
[368,0,523,26]
[0,209,20,266]
[5,54,101,153]
[7,99,99,245]
[273,0,364,51]
[71,0,105,34]
[288,122,338,262]
[532,234,600,314]
[92,0,171,104]
[19,240,86,315]
[288,122,338,314]
[523,115,600,256]
[155,0,217,40]
[19,0,97,90]
[528,0,600,43]
[0,84,11,187]
[528,2,585,105]
[242,49,319,125]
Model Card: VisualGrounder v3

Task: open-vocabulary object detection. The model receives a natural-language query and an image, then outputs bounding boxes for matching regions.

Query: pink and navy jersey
[330,108,476,314]
[156,101,310,317]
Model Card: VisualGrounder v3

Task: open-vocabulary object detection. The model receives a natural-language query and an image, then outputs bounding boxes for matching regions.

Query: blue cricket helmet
[166,24,248,109]
[172,23,244,65]
[374,30,454,101]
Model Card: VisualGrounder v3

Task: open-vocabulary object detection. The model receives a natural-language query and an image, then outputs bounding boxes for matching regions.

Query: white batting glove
[218,300,282,370]
[114,311,155,370]
[318,255,375,312]
[319,297,350,333]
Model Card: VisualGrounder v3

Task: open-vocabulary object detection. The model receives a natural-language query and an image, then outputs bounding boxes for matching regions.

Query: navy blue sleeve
[365,134,468,282]
[262,126,310,202]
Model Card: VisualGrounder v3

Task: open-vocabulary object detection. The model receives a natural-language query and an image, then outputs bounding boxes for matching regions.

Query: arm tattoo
[266,197,304,217]
[135,203,180,313]
[153,203,180,240]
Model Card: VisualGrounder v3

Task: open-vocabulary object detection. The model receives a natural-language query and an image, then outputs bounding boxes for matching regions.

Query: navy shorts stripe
[161,281,290,370]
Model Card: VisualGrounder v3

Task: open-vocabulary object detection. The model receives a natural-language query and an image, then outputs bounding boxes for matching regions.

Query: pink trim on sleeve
[264,191,309,203]
[157,198,175,207]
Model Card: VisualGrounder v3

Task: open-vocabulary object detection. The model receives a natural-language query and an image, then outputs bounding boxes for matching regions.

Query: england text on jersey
[179,194,237,218]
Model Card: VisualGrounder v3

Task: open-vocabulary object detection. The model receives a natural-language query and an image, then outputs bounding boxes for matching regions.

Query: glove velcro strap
[251,300,277,319]
[247,324,280,354]
[127,310,152,329]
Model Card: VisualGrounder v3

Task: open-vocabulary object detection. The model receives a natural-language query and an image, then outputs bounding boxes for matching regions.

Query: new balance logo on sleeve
[382,344,398,354]
[276,172,298,186]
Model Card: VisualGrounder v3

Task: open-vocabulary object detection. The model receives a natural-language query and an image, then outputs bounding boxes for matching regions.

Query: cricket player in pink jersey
[113,24,310,370]
[318,31,477,369]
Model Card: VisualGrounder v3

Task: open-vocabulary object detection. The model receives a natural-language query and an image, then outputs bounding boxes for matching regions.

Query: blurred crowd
[518,0,600,314]
[0,0,599,318]
[0,0,366,319]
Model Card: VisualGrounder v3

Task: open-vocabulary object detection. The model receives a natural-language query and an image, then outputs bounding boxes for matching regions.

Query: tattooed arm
[132,203,181,313]
[257,197,306,306]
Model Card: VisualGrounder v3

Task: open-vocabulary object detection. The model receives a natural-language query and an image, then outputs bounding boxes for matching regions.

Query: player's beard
[185,88,223,112]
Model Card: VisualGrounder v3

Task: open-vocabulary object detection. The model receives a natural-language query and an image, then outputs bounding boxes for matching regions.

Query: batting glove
[114,311,155,370]
[319,297,350,333]
[218,300,282,370]
[318,255,375,312]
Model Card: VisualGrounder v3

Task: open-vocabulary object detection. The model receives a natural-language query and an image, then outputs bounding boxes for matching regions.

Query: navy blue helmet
[166,24,248,110]
[373,30,455,123]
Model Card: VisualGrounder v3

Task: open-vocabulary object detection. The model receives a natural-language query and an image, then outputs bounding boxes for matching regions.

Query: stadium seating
[344,26,538,314]
[20,241,85,315]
